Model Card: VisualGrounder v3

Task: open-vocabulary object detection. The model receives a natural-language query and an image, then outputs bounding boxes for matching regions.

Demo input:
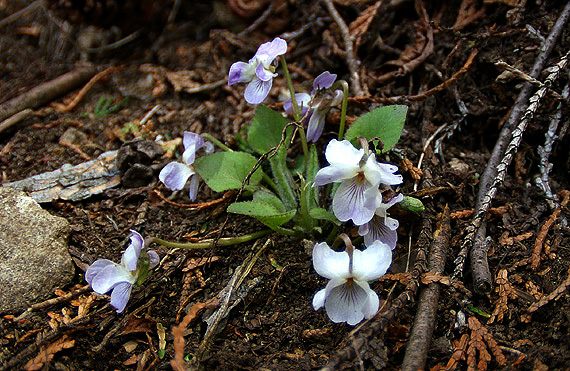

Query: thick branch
[0,66,98,123]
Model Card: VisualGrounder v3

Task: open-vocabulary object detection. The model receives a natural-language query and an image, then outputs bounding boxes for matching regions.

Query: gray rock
[0,187,73,314]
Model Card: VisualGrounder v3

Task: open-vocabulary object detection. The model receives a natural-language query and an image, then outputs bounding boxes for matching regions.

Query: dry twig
[348,1,382,50]
[0,66,97,122]
[536,84,570,212]
[0,108,32,134]
[349,48,477,105]
[322,0,363,95]
[15,286,92,321]
[459,0,570,292]
[455,47,570,292]
[52,66,118,112]
[527,267,570,313]
[153,189,235,210]
[402,206,450,371]
[530,190,570,269]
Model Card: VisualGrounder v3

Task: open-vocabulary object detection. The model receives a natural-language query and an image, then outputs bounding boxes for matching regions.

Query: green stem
[298,127,310,172]
[279,55,309,186]
[333,80,349,140]
[326,223,339,245]
[279,57,309,171]
[279,56,301,121]
[261,171,279,194]
[272,225,304,238]
[201,133,233,152]
[151,229,272,249]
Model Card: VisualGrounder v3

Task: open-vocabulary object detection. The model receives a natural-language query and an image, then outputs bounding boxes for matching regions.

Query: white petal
[362,155,385,186]
[385,216,399,231]
[376,162,404,185]
[90,263,135,294]
[312,242,350,280]
[110,282,133,313]
[359,216,398,249]
[358,281,380,319]
[330,89,344,106]
[255,62,277,82]
[255,37,287,63]
[325,139,364,166]
[148,250,160,269]
[122,230,144,271]
[244,78,272,104]
[182,132,204,164]
[228,61,255,85]
[284,93,311,115]
[188,174,199,201]
[306,108,326,142]
[203,141,215,154]
[324,280,369,325]
[363,186,382,211]
[159,162,194,191]
[313,163,357,187]
[352,241,392,281]
[312,288,327,310]
[85,259,114,285]
[312,71,337,92]
[183,131,204,152]
[332,178,376,225]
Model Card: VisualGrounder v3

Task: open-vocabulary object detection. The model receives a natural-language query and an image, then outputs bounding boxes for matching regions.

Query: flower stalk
[150,229,272,249]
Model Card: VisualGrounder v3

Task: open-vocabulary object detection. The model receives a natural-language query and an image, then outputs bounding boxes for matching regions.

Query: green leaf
[247,105,290,154]
[467,304,490,318]
[344,105,408,152]
[228,198,296,230]
[252,189,286,213]
[194,151,262,192]
[309,208,341,225]
[399,195,425,214]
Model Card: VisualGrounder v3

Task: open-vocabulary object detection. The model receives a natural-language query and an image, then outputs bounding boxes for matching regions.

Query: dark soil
[1,1,570,370]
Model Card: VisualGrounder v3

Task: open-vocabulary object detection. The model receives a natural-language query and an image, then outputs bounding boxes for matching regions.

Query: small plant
[87,37,422,323]
[85,231,158,313]
[88,96,128,118]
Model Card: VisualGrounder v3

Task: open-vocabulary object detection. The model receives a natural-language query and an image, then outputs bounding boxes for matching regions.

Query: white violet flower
[159,131,213,201]
[284,71,343,142]
[85,231,159,313]
[313,139,403,225]
[312,240,392,325]
[358,193,403,249]
[228,37,288,104]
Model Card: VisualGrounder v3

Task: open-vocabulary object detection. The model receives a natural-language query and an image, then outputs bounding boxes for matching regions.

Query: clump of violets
[228,37,287,104]
[358,193,403,249]
[313,139,403,226]
[312,239,392,325]
[284,71,344,142]
[159,131,213,201]
[85,231,159,313]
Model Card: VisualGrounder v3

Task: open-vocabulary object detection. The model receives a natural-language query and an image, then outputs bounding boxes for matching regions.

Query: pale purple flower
[313,139,403,225]
[159,131,213,201]
[358,193,403,249]
[312,240,392,325]
[284,71,343,142]
[85,231,159,313]
[228,37,288,104]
